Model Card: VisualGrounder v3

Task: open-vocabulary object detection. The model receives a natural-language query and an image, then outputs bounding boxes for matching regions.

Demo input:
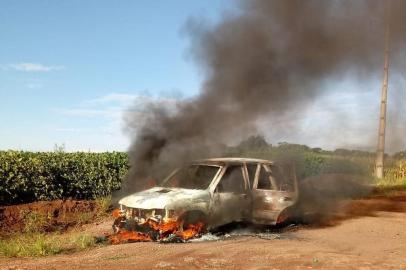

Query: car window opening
[258,164,295,192]
[162,164,220,189]
[257,165,275,190]
[217,165,245,193]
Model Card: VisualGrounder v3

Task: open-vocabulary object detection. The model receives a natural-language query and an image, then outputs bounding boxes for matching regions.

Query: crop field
[0,151,128,205]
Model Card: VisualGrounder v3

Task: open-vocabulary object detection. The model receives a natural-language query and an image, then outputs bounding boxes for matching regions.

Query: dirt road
[1,192,406,270]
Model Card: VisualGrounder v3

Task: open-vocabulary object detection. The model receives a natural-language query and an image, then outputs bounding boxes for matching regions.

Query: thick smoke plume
[123,0,406,192]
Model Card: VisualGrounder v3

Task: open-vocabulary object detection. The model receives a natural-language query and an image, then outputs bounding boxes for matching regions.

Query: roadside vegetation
[0,209,105,257]
[0,196,111,257]
[378,159,406,187]
[0,230,99,257]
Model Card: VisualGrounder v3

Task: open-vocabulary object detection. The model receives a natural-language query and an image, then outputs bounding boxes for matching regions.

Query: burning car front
[110,163,221,243]
[113,187,211,238]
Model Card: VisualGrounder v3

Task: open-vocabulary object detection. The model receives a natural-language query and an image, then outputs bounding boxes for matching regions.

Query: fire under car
[113,158,298,241]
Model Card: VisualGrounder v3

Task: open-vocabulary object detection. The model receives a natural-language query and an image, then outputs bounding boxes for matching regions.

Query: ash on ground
[189,223,299,243]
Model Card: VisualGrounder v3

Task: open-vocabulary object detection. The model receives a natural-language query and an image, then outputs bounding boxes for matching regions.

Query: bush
[0,151,128,205]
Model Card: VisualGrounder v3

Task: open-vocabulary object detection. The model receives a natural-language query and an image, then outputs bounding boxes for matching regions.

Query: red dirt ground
[1,190,406,269]
[0,200,98,234]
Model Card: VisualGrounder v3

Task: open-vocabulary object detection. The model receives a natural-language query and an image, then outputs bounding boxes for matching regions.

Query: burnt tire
[180,211,208,231]
[112,217,124,233]
[276,206,299,227]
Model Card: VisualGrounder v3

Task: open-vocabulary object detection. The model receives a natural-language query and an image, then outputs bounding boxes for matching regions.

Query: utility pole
[375,1,391,179]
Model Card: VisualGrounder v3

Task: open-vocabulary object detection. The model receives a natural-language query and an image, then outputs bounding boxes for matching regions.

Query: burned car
[112,158,298,242]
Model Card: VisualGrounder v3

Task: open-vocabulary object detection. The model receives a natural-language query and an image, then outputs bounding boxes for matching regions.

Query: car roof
[193,157,273,166]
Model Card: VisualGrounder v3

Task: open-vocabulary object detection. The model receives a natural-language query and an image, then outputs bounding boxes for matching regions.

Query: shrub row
[0,145,394,205]
[0,151,128,205]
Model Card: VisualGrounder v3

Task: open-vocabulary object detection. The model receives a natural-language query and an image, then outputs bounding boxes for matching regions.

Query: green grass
[69,233,96,250]
[0,232,99,258]
[105,254,129,261]
[0,233,62,257]
[376,176,406,188]
[376,160,406,188]
[21,210,51,233]
[76,212,94,225]
[95,195,112,217]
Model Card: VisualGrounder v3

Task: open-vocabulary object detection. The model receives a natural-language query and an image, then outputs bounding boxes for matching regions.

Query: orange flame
[177,222,204,240]
[109,230,151,244]
[112,208,121,218]
[146,218,180,233]
[108,217,204,244]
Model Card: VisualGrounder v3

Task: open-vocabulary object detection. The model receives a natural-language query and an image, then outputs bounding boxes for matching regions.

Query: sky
[0,0,232,151]
[0,1,403,153]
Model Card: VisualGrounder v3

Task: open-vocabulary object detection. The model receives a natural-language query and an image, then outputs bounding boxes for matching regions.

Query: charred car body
[114,158,298,240]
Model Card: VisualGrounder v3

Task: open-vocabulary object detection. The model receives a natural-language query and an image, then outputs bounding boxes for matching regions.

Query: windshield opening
[161,164,220,189]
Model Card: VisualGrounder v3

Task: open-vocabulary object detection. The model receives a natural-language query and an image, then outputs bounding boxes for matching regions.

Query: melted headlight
[120,206,172,223]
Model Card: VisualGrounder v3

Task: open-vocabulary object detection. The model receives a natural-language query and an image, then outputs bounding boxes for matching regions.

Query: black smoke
[123,0,406,193]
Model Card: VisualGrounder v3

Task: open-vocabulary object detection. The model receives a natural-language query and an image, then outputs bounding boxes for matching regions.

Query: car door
[210,164,250,227]
[251,163,298,225]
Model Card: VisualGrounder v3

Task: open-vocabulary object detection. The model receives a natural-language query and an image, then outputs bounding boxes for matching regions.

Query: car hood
[118,187,208,209]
